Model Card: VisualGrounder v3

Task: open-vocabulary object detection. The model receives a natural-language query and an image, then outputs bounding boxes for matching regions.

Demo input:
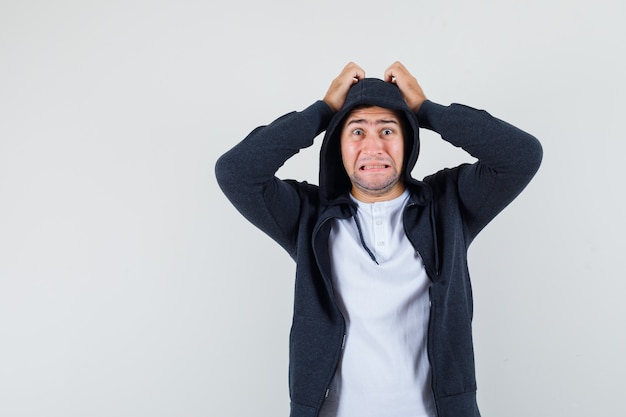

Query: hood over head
[319,78,422,203]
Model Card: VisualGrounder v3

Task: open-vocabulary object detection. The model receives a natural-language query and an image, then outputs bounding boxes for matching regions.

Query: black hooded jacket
[215,79,542,417]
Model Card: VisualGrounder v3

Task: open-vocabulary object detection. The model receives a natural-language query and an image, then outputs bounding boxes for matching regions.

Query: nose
[362,135,383,155]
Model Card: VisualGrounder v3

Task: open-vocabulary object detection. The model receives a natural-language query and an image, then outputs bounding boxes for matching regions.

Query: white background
[1,0,624,416]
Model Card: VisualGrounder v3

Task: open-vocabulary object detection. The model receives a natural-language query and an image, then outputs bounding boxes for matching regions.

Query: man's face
[340,106,405,203]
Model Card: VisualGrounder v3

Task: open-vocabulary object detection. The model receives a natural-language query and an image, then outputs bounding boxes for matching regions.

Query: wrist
[323,98,339,113]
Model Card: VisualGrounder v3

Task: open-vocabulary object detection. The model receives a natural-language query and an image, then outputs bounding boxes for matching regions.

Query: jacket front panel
[291,180,481,416]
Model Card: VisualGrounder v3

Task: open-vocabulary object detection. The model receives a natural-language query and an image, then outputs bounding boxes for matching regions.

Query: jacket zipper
[311,214,348,415]
[427,287,440,417]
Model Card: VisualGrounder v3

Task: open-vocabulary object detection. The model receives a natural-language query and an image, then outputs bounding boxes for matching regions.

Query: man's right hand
[323,62,366,112]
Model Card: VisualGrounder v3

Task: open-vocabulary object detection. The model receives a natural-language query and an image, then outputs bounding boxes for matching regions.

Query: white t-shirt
[319,191,436,417]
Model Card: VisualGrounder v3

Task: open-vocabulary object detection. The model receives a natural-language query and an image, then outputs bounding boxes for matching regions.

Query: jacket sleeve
[417,100,543,240]
[215,100,334,256]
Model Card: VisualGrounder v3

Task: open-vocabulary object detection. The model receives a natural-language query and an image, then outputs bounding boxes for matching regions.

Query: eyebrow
[346,118,399,126]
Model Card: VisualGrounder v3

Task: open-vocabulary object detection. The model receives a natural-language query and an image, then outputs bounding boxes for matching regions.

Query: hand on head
[383,61,427,113]
[323,62,366,112]
[323,61,427,114]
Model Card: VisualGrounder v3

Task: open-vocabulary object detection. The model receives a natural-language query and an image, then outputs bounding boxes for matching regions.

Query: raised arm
[421,101,542,238]
[215,63,365,256]
[214,101,332,255]
[384,61,543,239]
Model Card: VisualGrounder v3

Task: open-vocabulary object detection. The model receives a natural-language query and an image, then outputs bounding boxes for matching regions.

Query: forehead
[344,106,400,124]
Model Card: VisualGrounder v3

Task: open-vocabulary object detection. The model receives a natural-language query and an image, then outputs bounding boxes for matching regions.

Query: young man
[215,61,543,417]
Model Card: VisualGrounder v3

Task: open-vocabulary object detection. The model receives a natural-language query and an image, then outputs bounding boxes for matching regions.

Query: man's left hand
[383,61,427,113]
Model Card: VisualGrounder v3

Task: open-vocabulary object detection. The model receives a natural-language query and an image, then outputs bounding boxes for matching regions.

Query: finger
[383,61,405,82]
[383,66,393,82]
[383,68,398,83]
[346,62,365,82]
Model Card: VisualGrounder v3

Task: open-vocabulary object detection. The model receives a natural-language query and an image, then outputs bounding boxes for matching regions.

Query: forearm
[417,100,543,177]
[215,100,333,201]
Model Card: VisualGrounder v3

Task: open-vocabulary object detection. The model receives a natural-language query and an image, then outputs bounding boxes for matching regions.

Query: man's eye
[352,129,364,135]
[382,129,393,135]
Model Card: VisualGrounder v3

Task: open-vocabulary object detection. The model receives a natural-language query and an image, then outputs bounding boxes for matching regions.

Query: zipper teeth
[427,287,440,417]
[317,316,345,412]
